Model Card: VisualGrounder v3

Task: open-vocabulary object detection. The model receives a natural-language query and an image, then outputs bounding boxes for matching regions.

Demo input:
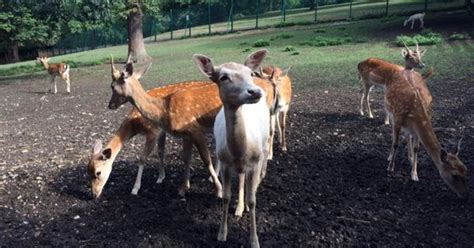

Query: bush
[242,48,251,52]
[253,39,270,47]
[300,36,352,47]
[291,51,300,55]
[284,46,297,52]
[314,29,326,33]
[396,29,442,46]
[271,33,294,41]
[449,33,468,41]
[239,41,249,46]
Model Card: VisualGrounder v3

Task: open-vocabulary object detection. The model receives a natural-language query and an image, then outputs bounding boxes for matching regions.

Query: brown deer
[37,56,71,94]
[385,68,468,199]
[259,66,292,153]
[358,41,427,124]
[88,81,213,198]
[194,49,270,248]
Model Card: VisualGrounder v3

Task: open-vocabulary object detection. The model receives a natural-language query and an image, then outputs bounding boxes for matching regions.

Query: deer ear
[134,63,152,80]
[101,148,112,160]
[193,54,217,81]
[245,49,268,71]
[93,140,103,155]
[122,62,134,79]
[280,66,291,78]
[453,138,462,156]
[401,49,409,58]
[419,49,426,56]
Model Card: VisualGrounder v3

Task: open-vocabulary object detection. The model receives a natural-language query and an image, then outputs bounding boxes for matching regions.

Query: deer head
[87,140,113,199]
[260,66,291,86]
[439,140,469,199]
[108,56,151,110]
[401,41,426,70]
[193,49,268,107]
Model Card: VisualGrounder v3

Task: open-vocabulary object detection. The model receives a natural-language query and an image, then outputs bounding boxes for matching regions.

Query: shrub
[291,51,300,55]
[300,36,352,47]
[396,29,442,46]
[253,39,270,47]
[271,33,294,41]
[239,41,249,46]
[449,33,468,41]
[242,48,252,52]
[284,46,297,52]
[314,29,326,33]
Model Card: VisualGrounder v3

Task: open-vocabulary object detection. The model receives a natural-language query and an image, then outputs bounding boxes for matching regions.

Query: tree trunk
[11,41,20,62]
[127,3,151,63]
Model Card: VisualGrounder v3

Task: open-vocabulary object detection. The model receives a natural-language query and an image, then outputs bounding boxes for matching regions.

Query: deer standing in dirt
[88,81,213,198]
[108,59,223,198]
[404,12,425,29]
[259,66,292,154]
[37,56,71,94]
[384,69,468,199]
[194,50,270,248]
[358,41,428,124]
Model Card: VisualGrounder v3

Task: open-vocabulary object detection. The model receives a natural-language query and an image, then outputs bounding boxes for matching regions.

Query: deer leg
[156,130,167,184]
[246,158,263,248]
[131,132,157,195]
[66,75,71,94]
[267,115,275,160]
[387,122,401,172]
[411,136,420,181]
[52,76,58,94]
[193,134,222,198]
[178,138,193,197]
[359,84,367,116]
[384,112,390,125]
[217,163,231,242]
[411,20,414,30]
[280,109,288,152]
[366,85,375,118]
[235,172,246,217]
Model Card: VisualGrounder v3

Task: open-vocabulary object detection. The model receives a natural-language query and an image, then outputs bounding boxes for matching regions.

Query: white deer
[193,49,270,248]
[404,12,425,29]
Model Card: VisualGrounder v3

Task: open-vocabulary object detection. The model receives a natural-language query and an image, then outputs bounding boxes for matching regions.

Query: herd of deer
[36,41,468,247]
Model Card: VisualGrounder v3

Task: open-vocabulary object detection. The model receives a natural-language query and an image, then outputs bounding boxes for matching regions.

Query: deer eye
[96,171,102,177]
[219,75,229,82]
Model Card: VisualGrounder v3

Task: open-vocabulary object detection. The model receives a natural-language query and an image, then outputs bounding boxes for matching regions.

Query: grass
[300,36,353,47]
[253,39,271,47]
[396,29,443,46]
[449,33,469,41]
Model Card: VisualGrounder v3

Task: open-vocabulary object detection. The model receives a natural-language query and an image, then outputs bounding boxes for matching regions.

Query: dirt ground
[1,23,474,248]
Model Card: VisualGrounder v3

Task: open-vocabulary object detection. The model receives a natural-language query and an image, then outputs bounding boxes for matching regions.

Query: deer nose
[247,88,262,98]
[420,63,425,68]
[108,102,117,110]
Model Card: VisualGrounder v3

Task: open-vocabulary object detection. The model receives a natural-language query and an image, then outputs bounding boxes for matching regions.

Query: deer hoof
[411,174,419,181]
[131,188,139,195]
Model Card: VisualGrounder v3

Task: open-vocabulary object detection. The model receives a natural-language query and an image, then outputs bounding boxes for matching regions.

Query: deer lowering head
[438,140,468,199]
[88,140,113,198]
[109,56,151,110]
[401,41,426,70]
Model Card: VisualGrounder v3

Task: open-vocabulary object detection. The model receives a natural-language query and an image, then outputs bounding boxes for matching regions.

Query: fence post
[281,0,286,23]
[386,0,389,16]
[228,0,234,32]
[349,0,353,19]
[424,0,428,12]
[314,0,318,22]
[170,9,174,40]
[208,0,211,34]
[256,0,260,29]
[188,5,191,37]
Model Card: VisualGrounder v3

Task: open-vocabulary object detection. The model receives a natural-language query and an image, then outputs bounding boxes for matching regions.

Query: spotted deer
[37,56,71,94]
[385,69,468,199]
[108,58,223,198]
[194,49,270,248]
[259,66,292,154]
[358,41,428,124]
[88,81,213,198]
[404,12,425,29]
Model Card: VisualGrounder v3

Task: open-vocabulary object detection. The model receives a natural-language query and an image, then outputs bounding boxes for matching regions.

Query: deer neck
[128,81,165,125]
[414,121,444,169]
[223,104,247,159]
[105,121,136,164]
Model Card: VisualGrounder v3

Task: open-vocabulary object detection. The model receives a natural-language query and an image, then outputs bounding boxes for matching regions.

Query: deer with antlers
[384,68,468,199]
[37,56,71,94]
[88,81,214,198]
[194,49,270,248]
[358,42,430,124]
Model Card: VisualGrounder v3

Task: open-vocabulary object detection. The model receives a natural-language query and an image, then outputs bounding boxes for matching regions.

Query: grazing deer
[193,49,270,248]
[37,56,71,94]
[108,59,223,198]
[88,81,212,198]
[260,66,292,153]
[404,12,425,29]
[358,41,427,124]
[385,69,468,199]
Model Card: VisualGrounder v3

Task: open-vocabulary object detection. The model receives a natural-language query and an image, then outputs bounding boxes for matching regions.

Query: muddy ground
[1,22,474,248]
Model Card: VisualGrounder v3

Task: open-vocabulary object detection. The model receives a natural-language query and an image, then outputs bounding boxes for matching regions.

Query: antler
[401,40,411,51]
[110,55,121,81]
[415,41,420,52]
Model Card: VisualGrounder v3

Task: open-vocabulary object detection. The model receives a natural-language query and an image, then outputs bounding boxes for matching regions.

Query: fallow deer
[108,59,223,198]
[260,66,292,153]
[404,12,425,29]
[358,41,427,124]
[37,56,71,94]
[385,69,468,199]
[194,49,270,248]
[88,81,213,198]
